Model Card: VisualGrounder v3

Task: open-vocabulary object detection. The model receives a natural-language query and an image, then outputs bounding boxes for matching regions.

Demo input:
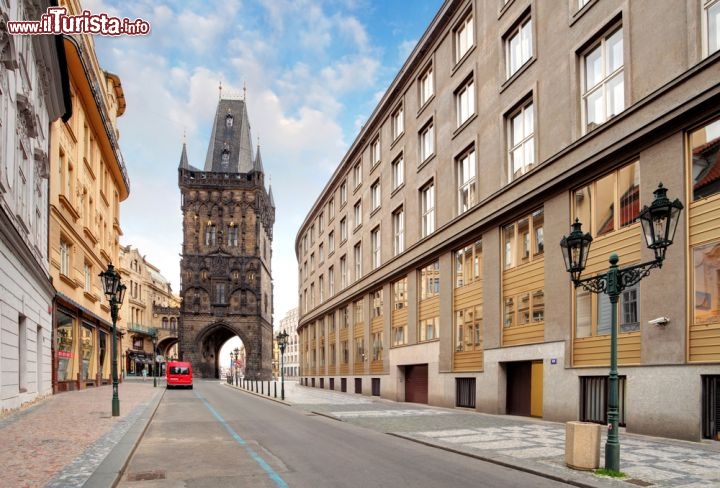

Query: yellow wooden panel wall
[573,333,641,366]
[502,258,544,346]
[453,281,483,371]
[419,296,440,320]
[688,197,720,362]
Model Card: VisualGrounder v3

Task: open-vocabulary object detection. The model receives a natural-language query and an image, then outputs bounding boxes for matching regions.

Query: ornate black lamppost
[560,183,682,472]
[276,331,289,400]
[233,347,240,386]
[99,263,126,417]
[152,334,158,388]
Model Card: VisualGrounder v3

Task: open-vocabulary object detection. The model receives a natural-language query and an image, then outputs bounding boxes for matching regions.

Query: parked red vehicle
[166,361,193,389]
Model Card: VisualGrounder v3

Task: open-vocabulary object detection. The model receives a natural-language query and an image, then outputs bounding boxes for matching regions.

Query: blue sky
[86,0,443,332]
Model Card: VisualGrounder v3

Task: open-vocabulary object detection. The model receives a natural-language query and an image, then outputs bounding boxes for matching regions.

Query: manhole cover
[625,479,653,487]
[127,470,166,481]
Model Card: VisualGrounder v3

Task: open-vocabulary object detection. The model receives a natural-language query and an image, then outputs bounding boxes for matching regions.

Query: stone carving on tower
[178,97,275,379]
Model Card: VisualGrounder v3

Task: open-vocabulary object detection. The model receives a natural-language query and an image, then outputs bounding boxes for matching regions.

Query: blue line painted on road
[195,391,289,488]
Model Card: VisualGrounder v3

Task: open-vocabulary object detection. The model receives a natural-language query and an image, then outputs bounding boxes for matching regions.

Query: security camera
[648,317,670,326]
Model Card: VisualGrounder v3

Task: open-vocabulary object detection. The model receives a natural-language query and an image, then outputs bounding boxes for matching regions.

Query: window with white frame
[353,200,362,228]
[371,226,381,269]
[419,65,434,106]
[420,261,440,299]
[354,242,362,281]
[60,239,70,276]
[319,242,324,263]
[508,99,535,182]
[353,161,362,189]
[340,180,347,205]
[583,26,624,132]
[421,181,435,237]
[456,76,475,127]
[391,106,404,141]
[329,230,335,253]
[392,154,404,190]
[506,15,533,78]
[83,262,91,292]
[455,12,474,62]
[457,147,477,214]
[704,0,720,56]
[328,265,335,296]
[328,197,335,220]
[368,138,380,168]
[420,121,434,163]
[340,217,347,242]
[340,255,347,288]
[393,207,405,256]
[318,211,324,233]
[371,179,381,211]
[319,275,325,302]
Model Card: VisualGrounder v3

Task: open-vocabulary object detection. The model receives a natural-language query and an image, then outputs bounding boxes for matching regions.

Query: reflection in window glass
[690,117,720,201]
[576,290,592,338]
[694,241,720,325]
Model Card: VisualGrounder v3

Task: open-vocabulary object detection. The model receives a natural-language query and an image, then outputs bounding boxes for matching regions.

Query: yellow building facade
[49,0,130,392]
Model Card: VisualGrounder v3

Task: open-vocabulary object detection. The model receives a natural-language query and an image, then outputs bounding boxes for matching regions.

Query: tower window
[226,114,234,127]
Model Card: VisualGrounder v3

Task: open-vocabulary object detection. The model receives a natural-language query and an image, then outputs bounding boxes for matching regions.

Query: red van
[166,361,193,389]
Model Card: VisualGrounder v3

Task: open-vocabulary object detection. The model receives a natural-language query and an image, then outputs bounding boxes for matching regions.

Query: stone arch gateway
[177,97,275,380]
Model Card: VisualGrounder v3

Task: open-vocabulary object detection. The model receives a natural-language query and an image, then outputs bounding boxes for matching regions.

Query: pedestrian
[142,366,147,380]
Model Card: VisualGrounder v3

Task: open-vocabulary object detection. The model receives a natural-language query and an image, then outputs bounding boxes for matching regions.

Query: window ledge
[500,57,536,94]
[453,114,478,139]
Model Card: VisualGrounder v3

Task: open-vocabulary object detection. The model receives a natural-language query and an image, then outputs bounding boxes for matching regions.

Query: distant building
[0,0,70,412]
[49,0,130,392]
[296,0,720,441]
[277,308,299,378]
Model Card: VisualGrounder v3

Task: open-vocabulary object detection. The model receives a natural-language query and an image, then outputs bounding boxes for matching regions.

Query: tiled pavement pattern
[0,378,161,488]
[280,382,720,488]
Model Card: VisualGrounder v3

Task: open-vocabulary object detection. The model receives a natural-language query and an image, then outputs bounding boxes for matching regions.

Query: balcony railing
[127,323,157,337]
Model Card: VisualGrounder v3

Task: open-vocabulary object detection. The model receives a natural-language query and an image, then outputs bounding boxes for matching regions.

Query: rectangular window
[455,305,482,352]
[355,337,365,362]
[393,277,408,310]
[419,65,434,105]
[328,230,335,253]
[506,16,533,78]
[456,77,475,127]
[706,0,720,56]
[328,266,334,296]
[340,180,348,205]
[455,240,482,288]
[693,241,720,325]
[420,122,435,163]
[83,262,91,292]
[371,227,381,270]
[341,340,349,364]
[508,100,535,182]
[457,148,477,214]
[503,208,544,269]
[318,211,324,233]
[421,182,435,237]
[228,225,239,246]
[392,154,404,190]
[214,283,226,305]
[353,161,362,189]
[354,299,364,325]
[60,240,70,276]
[205,223,217,246]
[371,180,381,211]
[370,138,381,166]
[420,261,440,300]
[690,117,720,201]
[319,275,324,302]
[372,289,383,318]
[328,197,335,220]
[340,217,347,242]
[319,243,324,263]
[391,106,404,141]
[455,13,474,62]
[392,323,407,346]
[372,332,383,361]
[393,207,405,256]
[418,317,438,341]
[340,255,347,288]
[583,26,624,132]
[354,201,362,228]
[354,243,362,281]
[572,161,640,237]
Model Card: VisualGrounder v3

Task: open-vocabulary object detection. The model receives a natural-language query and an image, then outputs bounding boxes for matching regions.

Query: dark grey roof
[178,141,189,169]
[203,99,254,173]
[253,143,264,173]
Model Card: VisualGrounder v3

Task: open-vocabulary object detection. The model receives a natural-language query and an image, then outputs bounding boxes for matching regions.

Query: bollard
[274,382,277,398]
[261,381,264,395]
[267,381,271,396]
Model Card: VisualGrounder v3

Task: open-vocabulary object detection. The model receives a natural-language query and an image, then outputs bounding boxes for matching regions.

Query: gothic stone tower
[178,98,275,379]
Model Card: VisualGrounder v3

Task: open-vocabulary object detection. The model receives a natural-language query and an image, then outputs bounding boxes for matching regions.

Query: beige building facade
[48,0,130,392]
[296,0,720,441]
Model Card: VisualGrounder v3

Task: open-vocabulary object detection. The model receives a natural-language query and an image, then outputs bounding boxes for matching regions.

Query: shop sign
[58,350,73,358]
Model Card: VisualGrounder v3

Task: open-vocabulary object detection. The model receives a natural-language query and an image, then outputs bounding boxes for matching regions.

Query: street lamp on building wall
[99,264,126,417]
[560,183,683,473]
[276,331,289,400]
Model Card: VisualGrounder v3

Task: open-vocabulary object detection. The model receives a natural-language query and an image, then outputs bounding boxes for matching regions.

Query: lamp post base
[605,441,620,472]
[112,397,120,417]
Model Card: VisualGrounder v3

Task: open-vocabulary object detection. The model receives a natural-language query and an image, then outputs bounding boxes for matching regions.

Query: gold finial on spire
[219,80,223,100]
[183,129,186,143]
[243,81,247,101]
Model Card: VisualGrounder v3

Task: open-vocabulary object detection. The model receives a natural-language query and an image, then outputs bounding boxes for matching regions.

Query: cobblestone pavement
[0,377,162,488]
[271,380,720,488]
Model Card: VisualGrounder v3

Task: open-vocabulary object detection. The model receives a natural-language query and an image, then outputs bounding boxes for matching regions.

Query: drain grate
[126,470,167,481]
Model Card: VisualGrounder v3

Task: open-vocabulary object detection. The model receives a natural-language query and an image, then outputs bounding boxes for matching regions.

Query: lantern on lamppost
[99,264,126,417]
[559,183,682,473]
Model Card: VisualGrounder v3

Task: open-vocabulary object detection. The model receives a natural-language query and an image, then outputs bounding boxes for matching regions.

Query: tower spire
[218,80,222,100]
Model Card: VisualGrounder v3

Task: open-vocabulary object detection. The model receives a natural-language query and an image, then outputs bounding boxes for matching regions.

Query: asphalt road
[117,379,570,487]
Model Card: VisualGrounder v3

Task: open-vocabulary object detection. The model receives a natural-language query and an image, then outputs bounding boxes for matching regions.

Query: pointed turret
[253,142,265,173]
[179,141,189,169]
[268,184,275,208]
[203,99,254,173]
